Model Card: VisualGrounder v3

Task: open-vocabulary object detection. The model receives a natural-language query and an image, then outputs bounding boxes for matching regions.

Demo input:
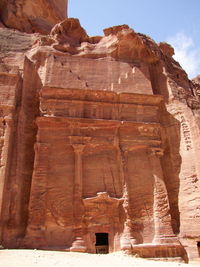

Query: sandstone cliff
[0,3,200,263]
[0,0,68,33]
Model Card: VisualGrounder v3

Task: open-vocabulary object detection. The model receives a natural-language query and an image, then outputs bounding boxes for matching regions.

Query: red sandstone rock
[45,19,161,63]
[0,0,68,34]
[193,75,200,84]
[0,4,200,264]
[159,42,174,57]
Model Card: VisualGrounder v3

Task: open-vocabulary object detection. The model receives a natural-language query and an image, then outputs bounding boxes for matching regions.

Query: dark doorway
[197,241,200,256]
[95,233,109,254]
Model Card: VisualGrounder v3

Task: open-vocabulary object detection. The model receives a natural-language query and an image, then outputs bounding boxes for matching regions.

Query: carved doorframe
[82,192,124,252]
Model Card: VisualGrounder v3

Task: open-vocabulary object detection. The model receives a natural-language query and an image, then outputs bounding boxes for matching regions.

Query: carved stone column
[70,144,86,252]
[148,148,179,245]
[120,147,137,252]
[0,117,13,242]
[25,142,50,247]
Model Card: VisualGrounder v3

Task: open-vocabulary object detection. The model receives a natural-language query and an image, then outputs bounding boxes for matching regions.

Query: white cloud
[167,32,200,78]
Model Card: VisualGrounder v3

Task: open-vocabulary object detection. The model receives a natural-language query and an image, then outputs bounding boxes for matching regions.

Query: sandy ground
[0,250,197,267]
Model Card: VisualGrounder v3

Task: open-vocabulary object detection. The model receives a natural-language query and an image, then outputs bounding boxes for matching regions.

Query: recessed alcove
[197,241,200,256]
[95,233,109,254]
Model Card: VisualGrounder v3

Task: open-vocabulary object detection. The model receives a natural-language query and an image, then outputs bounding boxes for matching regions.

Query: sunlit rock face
[0,3,200,263]
[0,0,68,34]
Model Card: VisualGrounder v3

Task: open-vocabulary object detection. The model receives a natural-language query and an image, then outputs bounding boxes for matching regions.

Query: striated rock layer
[0,12,200,263]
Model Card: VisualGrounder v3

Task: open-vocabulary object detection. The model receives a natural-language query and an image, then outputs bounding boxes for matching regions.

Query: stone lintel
[41,86,164,106]
[120,143,162,152]
[36,117,162,147]
[36,116,161,129]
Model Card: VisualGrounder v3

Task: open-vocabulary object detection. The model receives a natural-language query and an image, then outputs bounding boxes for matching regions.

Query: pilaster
[120,146,137,252]
[70,144,86,252]
[25,142,50,247]
[148,147,179,245]
[0,117,14,243]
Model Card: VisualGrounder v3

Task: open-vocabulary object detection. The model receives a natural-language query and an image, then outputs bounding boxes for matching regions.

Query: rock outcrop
[0,0,68,34]
[193,75,200,84]
[0,3,200,264]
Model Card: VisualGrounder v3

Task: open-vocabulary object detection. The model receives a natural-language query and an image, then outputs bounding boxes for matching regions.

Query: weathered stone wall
[0,11,199,263]
[25,81,164,251]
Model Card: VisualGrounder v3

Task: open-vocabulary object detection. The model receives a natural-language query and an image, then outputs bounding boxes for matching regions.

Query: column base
[120,235,137,253]
[70,237,87,252]
[153,235,181,245]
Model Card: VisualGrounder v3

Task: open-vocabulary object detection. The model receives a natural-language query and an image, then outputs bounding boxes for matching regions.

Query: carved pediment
[83,192,124,205]
[82,192,124,226]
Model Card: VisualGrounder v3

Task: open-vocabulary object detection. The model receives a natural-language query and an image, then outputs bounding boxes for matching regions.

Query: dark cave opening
[95,233,109,254]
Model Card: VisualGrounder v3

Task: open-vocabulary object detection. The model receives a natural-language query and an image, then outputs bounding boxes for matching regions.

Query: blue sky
[69,0,200,78]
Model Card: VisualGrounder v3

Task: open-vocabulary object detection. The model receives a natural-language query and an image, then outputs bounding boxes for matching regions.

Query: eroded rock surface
[0,11,200,265]
[0,0,68,34]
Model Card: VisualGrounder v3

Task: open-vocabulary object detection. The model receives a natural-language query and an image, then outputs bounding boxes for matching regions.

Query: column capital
[1,116,13,127]
[148,147,164,158]
[72,144,85,154]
